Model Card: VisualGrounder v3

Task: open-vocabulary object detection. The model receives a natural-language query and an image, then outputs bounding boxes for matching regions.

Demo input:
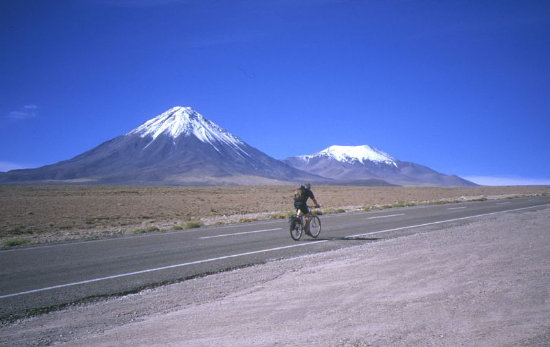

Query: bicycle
[289,205,322,241]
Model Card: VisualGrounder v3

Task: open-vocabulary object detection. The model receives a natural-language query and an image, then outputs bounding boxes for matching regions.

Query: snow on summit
[128,106,245,149]
[303,145,397,166]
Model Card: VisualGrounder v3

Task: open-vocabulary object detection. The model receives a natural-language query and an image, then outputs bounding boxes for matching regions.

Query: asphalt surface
[1,195,549,320]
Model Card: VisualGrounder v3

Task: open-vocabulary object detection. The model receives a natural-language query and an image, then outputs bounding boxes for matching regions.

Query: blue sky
[1,0,549,185]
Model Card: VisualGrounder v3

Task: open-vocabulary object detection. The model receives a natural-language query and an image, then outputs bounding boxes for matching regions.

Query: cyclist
[293,183,321,233]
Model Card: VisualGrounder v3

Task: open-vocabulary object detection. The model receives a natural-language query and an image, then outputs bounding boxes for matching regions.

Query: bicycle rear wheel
[289,216,302,241]
[308,215,321,238]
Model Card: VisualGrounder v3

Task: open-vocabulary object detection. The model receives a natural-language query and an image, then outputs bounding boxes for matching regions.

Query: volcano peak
[127,106,244,150]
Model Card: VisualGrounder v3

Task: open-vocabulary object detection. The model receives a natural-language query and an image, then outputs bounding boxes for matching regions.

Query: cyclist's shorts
[294,201,309,215]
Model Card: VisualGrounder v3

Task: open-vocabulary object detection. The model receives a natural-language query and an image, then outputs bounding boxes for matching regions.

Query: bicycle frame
[290,205,321,240]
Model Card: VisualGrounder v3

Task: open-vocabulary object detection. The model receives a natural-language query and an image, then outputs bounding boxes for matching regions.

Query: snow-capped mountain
[0,107,320,185]
[285,145,476,187]
[129,107,247,153]
[300,145,397,167]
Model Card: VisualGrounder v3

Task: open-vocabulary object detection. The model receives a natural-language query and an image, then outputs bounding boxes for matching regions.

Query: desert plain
[1,184,549,247]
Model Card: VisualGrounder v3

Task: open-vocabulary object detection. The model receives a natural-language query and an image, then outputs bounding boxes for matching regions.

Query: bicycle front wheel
[308,215,321,238]
[289,217,302,241]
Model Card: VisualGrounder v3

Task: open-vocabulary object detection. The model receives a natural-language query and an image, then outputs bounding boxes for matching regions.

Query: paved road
[1,195,549,319]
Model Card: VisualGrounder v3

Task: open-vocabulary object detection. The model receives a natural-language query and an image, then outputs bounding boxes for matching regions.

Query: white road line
[0,223,282,254]
[213,220,280,230]
[448,206,466,210]
[367,213,405,220]
[347,203,549,239]
[0,240,327,300]
[199,228,282,239]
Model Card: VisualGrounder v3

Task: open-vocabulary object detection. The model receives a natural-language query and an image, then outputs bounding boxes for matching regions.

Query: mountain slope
[0,107,321,185]
[284,145,476,187]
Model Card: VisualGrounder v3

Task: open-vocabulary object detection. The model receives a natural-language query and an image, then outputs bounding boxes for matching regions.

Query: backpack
[294,186,306,202]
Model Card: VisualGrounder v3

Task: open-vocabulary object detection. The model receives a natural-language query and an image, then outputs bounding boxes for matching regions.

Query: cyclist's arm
[306,189,320,208]
[311,197,320,208]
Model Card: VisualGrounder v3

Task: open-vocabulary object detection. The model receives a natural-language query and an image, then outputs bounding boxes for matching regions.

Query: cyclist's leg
[302,205,311,233]
[294,200,308,215]
[302,204,310,219]
[303,213,312,235]
[296,202,309,219]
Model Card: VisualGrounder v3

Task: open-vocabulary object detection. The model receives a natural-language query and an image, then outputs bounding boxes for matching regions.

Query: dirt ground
[1,185,549,246]
[2,203,548,346]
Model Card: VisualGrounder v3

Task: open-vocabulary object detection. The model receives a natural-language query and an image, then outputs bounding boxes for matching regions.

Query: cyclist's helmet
[304,183,311,189]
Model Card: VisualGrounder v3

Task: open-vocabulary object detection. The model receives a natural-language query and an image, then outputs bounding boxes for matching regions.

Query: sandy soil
[2,205,548,346]
[1,185,549,246]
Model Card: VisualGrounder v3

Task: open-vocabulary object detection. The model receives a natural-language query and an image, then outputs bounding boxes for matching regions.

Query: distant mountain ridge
[0,107,475,186]
[0,107,321,185]
[284,145,476,187]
